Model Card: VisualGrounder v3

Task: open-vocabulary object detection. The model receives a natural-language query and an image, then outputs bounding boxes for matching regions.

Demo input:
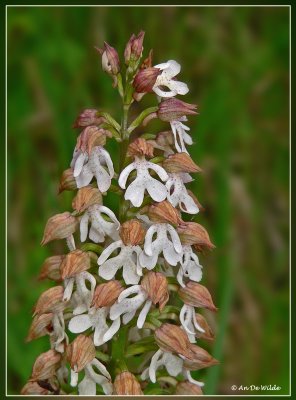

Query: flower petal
[146,177,168,203]
[103,317,120,342]
[125,177,146,207]
[123,259,141,285]
[68,314,92,333]
[118,162,136,189]
[78,375,96,395]
[75,164,93,188]
[137,299,152,329]
[80,213,89,243]
[163,241,181,266]
[98,255,123,281]
[166,224,183,253]
[97,241,122,265]
[149,349,163,383]
[147,163,169,182]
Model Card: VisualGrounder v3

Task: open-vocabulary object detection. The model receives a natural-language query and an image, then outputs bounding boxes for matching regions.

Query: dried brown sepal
[175,381,203,395]
[97,42,120,75]
[133,67,161,93]
[66,334,96,372]
[163,153,202,174]
[194,313,215,341]
[119,219,146,246]
[148,200,182,225]
[76,126,110,155]
[127,138,154,158]
[33,286,65,316]
[41,212,77,246]
[38,255,64,281]
[183,344,219,371]
[21,381,51,395]
[58,168,77,194]
[72,187,102,213]
[91,281,124,308]
[30,349,61,381]
[177,222,215,249]
[141,272,169,311]
[60,249,90,280]
[73,109,106,129]
[154,323,196,360]
[26,313,53,342]
[114,371,143,395]
[157,98,197,122]
[178,282,217,312]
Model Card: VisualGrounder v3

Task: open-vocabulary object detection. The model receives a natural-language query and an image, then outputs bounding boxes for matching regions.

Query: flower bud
[183,344,219,370]
[163,153,202,173]
[21,381,51,395]
[72,187,102,213]
[177,222,214,249]
[76,126,110,154]
[175,381,203,395]
[133,67,161,93]
[155,323,195,359]
[41,212,77,246]
[26,313,53,342]
[119,219,146,246]
[141,272,169,311]
[58,168,77,194]
[114,371,143,395]
[140,49,153,69]
[148,200,182,225]
[38,255,64,281]
[33,286,65,316]
[73,109,106,129]
[124,31,145,64]
[91,281,123,308]
[194,313,215,341]
[178,282,217,312]
[60,249,90,280]
[66,334,96,372]
[158,98,197,122]
[127,138,154,158]
[97,42,120,75]
[30,349,61,381]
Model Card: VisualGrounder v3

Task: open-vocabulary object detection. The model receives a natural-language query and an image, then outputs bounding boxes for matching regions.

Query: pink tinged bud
[38,255,64,281]
[21,381,51,395]
[133,67,161,93]
[158,98,197,122]
[141,272,169,311]
[98,42,120,75]
[119,219,146,246]
[194,313,215,341]
[177,222,215,249]
[127,138,154,158]
[72,187,102,213]
[60,249,90,280]
[114,371,143,395]
[76,126,109,155]
[73,109,106,129]
[41,212,77,246]
[66,334,96,372]
[30,349,61,381]
[124,31,145,64]
[175,381,204,395]
[91,281,124,308]
[155,323,196,359]
[140,49,153,69]
[163,153,202,174]
[148,200,182,225]
[178,282,218,312]
[182,344,219,371]
[59,168,77,194]
[33,286,65,316]
[26,313,53,342]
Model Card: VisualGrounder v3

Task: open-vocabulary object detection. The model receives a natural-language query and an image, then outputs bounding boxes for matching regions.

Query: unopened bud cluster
[23,31,218,395]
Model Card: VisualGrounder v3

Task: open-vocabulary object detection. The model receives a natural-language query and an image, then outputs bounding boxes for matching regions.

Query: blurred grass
[7,6,289,395]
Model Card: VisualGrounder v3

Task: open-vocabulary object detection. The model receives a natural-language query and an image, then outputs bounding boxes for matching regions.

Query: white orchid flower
[152,60,189,98]
[68,306,120,347]
[80,204,119,243]
[97,240,143,284]
[109,285,152,329]
[139,223,182,269]
[170,117,193,153]
[50,311,68,353]
[71,146,114,192]
[177,245,203,288]
[166,173,199,214]
[179,304,205,343]
[64,271,96,315]
[118,156,168,207]
[70,358,113,395]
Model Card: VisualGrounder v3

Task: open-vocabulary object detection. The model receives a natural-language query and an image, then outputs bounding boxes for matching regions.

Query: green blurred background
[7,6,289,395]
